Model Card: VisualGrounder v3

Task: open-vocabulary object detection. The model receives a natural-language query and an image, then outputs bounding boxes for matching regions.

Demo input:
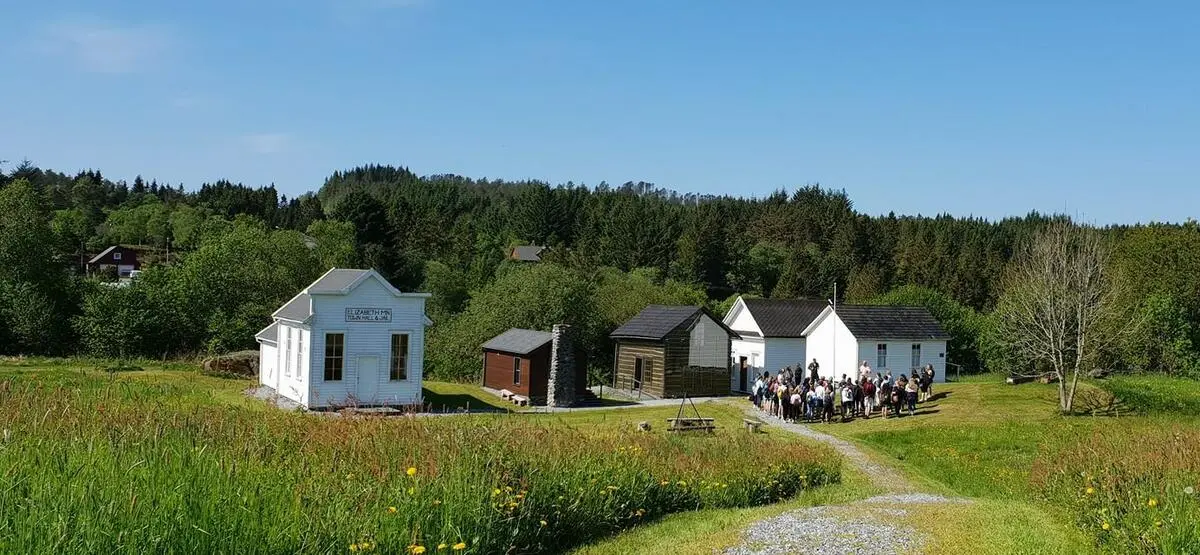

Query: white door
[356,356,379,405]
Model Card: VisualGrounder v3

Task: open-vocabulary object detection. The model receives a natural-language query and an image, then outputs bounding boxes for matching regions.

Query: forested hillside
[2,160,1198,381]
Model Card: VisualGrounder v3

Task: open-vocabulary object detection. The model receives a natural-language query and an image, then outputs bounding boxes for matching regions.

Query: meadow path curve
[724,406,969,555]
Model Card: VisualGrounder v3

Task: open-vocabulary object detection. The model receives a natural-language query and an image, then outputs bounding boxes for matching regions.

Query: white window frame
[876,343,887,370]
[911,343,921,370]
[389,331,410,381]
[284,326,293,377]
[512,356,521,385]
[324,330,347,382]
[295,328,305,382]
[112,251,122,261]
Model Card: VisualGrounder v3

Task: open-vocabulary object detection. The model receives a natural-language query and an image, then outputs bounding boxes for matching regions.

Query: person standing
[863,377,876,419]
[808,358,820,382]
[905,374,919,416]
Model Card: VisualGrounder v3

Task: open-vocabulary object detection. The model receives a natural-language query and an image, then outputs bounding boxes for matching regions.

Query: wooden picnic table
[666,417,715,432]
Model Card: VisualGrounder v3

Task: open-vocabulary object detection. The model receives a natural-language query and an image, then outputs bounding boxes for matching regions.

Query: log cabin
[610,305,740,398]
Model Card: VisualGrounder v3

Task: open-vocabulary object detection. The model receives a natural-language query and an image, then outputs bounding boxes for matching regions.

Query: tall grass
[1032,427,1200,554]
[0,372,839,554]
[1097,375,1200,415]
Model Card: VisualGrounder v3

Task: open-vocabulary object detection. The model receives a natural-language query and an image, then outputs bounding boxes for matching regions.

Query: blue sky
[2,1,1197,224]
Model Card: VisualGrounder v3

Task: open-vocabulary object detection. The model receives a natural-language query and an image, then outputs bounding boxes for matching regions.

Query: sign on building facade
[345,308,393,322]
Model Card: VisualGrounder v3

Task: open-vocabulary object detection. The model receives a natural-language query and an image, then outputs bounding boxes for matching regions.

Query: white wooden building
[255,268,432,409]
[801,305,950,383]
[722,296,828,392]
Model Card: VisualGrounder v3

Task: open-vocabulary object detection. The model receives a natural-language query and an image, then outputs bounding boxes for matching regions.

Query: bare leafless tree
[994,221,1125,413]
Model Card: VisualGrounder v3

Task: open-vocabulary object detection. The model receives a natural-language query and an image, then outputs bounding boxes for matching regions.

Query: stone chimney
[547,324,577,408]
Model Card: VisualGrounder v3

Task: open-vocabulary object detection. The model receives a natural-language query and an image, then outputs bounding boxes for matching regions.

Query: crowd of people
[750,358,938,423]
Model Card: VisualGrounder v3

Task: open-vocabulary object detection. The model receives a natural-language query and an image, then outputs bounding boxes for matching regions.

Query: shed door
[356,356,379,405]
[633,357,644,391]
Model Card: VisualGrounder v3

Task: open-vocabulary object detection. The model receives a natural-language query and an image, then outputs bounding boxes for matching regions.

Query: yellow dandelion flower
[505,486,513,493]
[540,519,548,527]
[1155,520,1163,528]
[407,467,418,477]
[1085,487,1095,495]
[387,506,398,514]
[409,545,427,554]
[350,544,359,553]
[437,544,448,551]
[493,488,502,496]
[452,542,467,551]
[660,480,669,486]
[1148,498,1158,508]
[1101,522,1110,531]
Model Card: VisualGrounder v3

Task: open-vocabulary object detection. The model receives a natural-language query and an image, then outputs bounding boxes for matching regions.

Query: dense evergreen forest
[1,160,1198,381]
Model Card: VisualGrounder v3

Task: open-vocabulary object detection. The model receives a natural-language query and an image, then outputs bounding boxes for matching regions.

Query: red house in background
[87,245,140,278]
[481,328,589,405]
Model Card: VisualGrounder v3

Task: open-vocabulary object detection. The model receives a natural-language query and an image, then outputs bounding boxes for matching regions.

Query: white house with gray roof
[255,268,432,409]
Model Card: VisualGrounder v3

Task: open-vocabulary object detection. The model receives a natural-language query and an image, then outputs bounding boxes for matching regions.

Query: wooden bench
[742,418,764,433]
[666,417,715,433]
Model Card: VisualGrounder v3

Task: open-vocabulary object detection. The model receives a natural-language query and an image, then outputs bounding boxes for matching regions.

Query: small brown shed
[481,328,588,403]
[610,305,740,399]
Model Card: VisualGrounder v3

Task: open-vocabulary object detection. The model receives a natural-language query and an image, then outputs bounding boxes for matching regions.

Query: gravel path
[726,407,968,554]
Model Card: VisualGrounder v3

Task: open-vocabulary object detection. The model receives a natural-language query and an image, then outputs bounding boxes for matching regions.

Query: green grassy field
[811,377,1200,554]
[0,360,841,554]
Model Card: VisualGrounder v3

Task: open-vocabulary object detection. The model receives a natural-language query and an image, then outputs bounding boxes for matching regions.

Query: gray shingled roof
[741,298,828,338]
[835,305,951,341]
[482,328,554,355]
[255,321,280,343]
[511,246,545,262]
[610,305,740,341]
[308,269,370,293]
[274,293,312,322]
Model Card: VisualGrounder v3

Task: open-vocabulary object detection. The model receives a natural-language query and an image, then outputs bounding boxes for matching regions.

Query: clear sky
[2,1,1197,224]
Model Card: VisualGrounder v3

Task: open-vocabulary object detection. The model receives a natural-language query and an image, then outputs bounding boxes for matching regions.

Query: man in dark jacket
[808,358,820,382]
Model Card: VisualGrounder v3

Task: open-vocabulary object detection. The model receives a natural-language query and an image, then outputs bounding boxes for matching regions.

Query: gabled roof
[255,321,280,344]
[87,245,121,264]
[482,328,554,355]
[802,305,951,341]
[511,245,545,262]
[308,269,372,293]
[273,293,312,323]
[269,268,433,325]
[739,298,828,338]
[610,305,740,341]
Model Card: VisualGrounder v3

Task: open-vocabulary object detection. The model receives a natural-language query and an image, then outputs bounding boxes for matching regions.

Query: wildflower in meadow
[540,520,548,527]
[407,467,418,477]
[1147,498,1158,508]
[1101,522,1110,531]
[387,506,398,514]
[660,480,669,486]
[1155,520,1163,528]
[437,544,448,551]
[1185,486,1195,495]
[677,481,687,487]
[432,500,442,506]
[493,488,502,496]
[453,542,467,550]
[1085,487,1095,495]
[409,545,426,554]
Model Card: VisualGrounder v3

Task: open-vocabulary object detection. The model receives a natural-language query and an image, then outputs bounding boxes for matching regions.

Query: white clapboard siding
[308,277,427,408]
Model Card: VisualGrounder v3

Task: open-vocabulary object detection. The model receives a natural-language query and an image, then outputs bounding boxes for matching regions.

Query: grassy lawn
[0,360,842,554]
[810,377,1200,553]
